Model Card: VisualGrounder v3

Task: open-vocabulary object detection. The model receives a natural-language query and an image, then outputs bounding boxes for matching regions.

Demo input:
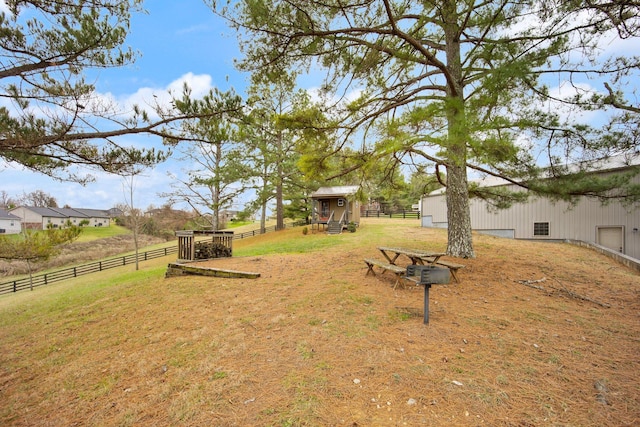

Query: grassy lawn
[0,224,129,243]
[223,220,254,229]
[74,224,130,242]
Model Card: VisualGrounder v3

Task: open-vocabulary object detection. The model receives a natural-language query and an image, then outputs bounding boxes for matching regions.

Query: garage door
[596,226,624,253]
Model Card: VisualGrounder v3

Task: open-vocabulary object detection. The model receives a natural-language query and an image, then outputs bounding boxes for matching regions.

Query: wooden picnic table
[378,246,446,266]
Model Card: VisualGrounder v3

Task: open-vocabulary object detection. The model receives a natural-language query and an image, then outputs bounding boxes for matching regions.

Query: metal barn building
[421,155,640,261]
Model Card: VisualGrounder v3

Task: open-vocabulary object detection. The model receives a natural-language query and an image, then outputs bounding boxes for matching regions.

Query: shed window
[533,222,549,236]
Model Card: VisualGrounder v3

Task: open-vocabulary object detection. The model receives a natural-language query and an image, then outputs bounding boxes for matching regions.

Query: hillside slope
[0,219,638,426]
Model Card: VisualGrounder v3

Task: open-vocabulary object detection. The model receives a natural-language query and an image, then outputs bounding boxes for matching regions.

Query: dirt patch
[0,220,638,426]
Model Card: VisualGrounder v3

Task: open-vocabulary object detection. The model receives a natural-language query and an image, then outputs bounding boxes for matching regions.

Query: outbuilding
[421,154,640,260]
[310,185,361,233]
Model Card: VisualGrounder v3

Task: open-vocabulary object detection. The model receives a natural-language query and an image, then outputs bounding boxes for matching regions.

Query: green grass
[74,224,130,242]
[233,230,355,257]
[0,224,130,245]
[224,220,254,229]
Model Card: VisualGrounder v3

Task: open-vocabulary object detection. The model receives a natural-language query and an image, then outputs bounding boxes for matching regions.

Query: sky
[1,0,253,211]
[1,2,638,213]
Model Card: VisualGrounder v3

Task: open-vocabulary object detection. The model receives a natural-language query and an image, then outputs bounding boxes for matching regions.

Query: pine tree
[213,0,640,258]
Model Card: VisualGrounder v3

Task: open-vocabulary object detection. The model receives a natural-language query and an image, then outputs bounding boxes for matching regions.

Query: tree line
[2,1,639,259]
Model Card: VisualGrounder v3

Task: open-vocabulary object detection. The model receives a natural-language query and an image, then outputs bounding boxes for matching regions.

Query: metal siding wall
[421,172,640,259]
[421,194,448,223]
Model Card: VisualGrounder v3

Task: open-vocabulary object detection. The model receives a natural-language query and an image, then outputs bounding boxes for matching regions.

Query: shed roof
[311,185,360,198]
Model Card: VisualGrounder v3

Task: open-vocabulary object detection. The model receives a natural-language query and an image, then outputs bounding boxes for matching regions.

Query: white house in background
[0,209,22,234]
[10,206,68,230]
[70,208,110,227]
[9,207,112,230]
[50,207,90,226]
[421,154,640,260]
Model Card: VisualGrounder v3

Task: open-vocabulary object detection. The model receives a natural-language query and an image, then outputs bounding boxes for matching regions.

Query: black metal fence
[0,246,178,295]
[231,220,306,239]
[0,220,307,295]
[362,210,420,219]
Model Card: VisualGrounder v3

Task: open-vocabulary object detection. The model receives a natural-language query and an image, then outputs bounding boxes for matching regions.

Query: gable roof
[70,208,110,218]
[311,185,360,198]
[11,206,112,219]
[0,209,20,220]
[49,207,90,218]
[20,206,67,218]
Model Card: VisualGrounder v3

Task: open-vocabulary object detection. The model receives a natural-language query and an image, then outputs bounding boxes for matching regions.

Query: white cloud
[598,30,640,56]
[545,81,604,125]
[0,1,10,15]
[95,73,216,121]
[167,72,214,98]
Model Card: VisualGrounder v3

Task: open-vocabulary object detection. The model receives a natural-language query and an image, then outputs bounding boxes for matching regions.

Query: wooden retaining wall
[165,263,260,279]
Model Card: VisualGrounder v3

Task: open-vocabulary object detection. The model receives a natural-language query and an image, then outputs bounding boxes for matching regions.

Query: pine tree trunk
[443,2,475,258]
[260,201,267,234]
[212,142,222,232]
[275,131,284,231]
[446,161,474,258]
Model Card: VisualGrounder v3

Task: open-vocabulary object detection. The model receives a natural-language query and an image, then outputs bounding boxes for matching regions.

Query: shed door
[597,226,624,253]
[320,200,330,220]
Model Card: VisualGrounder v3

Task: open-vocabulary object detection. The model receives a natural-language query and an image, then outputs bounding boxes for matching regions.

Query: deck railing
[362,209,419,219]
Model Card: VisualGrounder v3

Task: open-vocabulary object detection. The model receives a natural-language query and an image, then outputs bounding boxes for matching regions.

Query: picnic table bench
[378,246,445,266]
[379,246,465,283]
[363,258,407,289]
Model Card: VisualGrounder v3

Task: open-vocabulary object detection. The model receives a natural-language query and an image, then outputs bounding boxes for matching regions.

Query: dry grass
[0,218,638,426]
[0,233,165,277]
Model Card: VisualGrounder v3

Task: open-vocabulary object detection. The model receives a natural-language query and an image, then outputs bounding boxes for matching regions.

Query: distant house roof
[311,185,360,198]
[50,207,90,218]
[0,209,20,220]
[71,208,110,218]
[108,207,124,217]
[11,206,111,219]
[22,206,68,218]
